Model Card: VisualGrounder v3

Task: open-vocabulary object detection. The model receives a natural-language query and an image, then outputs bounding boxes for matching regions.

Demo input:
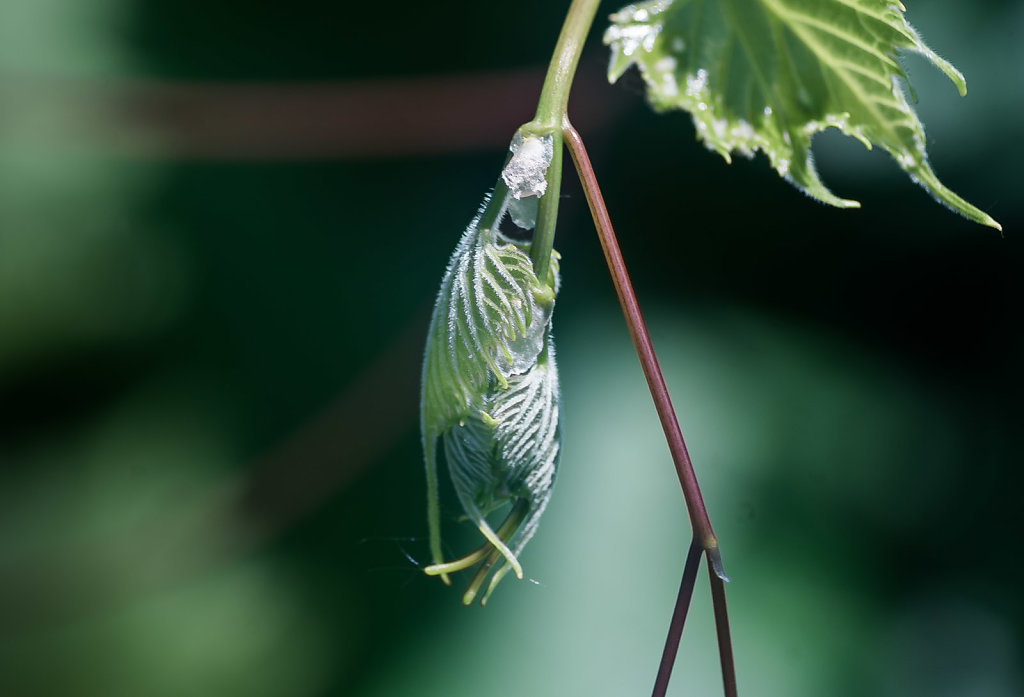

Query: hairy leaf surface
[444,348,560,557]
[605,0,1000,229]
[420,195,561,601]
[421,216,555,441]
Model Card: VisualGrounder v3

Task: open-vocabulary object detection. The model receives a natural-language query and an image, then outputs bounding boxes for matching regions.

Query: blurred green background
[1,1,1021,695]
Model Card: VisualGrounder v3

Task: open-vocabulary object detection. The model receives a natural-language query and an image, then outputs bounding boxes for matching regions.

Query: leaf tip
[785,164,861,210]
[963,207,1002,231]
[946,64,968,98]
[982,215,1002,233]
[908,162,1001,231]
[901,19,968,96]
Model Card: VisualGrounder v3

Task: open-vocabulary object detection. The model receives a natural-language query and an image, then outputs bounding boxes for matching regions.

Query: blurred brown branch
[1,63,616,159]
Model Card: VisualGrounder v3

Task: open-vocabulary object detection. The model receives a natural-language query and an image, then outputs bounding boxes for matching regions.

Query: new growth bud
[420,160,561,605]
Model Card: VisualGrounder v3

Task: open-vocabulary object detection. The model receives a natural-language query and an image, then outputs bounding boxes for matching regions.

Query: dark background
[1,1,1021,695]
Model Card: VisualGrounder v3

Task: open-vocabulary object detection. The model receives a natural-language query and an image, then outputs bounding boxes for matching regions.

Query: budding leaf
[421,192,561,605]
[605,0,1000,229]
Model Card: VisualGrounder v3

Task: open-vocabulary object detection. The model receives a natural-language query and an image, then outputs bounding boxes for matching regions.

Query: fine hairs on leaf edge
[420,133,561,605]
[603,0,1001,230]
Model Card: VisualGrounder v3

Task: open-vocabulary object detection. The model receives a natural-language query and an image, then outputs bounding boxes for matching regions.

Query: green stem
[533,0,602,130]
[531,138,562,283]
[526,0,602,281]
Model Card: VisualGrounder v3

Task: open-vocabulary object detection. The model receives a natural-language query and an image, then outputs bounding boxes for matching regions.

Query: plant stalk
[709,562,738,697]
[562,119,722,560]
[532,140,562,283]
[526,0,602,282]
[652,536,703,697]
[564,118,738,696]
[528,8,737,689]
[533,0,601,130]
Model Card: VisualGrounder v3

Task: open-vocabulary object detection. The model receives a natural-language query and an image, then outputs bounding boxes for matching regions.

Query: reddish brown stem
[652,536,703,697]
[562,118,737,697]
[561,119,720,557]
[709,564,739,697]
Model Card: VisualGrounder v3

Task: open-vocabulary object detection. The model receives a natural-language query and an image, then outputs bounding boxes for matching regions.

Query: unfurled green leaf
[605,0,1000,229]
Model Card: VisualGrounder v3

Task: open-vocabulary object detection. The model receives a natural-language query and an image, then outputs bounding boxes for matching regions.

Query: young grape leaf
[420,189,562,604]
[605,0,1000,229]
